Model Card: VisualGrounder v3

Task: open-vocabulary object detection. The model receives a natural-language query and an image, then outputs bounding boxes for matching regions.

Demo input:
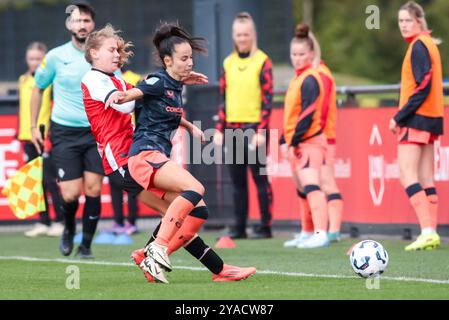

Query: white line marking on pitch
[1,255,448,285]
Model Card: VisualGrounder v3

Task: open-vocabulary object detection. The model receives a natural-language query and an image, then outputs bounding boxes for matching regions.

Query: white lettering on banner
[368,125,384,206]
[0,129,17,137]
[369,125,382,146]
[369,155,385,206]
[434,140,449,181]
[334,159,351,178]
[0,141,20,188]
[385,161,400,179]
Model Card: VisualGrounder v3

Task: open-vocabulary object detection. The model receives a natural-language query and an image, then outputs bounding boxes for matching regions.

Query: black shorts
[108,165,143,197]
[50,121,104,181]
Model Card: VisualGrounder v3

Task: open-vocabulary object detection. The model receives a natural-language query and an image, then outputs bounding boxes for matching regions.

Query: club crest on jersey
[166,90,174,98]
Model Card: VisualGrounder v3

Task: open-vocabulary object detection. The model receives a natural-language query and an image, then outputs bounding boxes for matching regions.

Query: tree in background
[293,0,448,83]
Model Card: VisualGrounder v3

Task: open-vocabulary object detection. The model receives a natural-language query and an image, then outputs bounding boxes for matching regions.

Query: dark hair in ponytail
[153,22,207,66]
[292,23,314,50]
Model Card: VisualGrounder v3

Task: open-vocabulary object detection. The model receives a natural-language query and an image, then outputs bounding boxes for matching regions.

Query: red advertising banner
[248,107,449,225]
[0,115,185,221]
[2,108,449,225]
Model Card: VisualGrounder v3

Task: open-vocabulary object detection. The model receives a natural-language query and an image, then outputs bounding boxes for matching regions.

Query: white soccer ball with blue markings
[349,240,388,278]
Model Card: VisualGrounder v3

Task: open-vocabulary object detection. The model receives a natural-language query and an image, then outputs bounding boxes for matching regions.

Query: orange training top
[317,62,337,143]
[283,65,324,146]
[396,33,444,134]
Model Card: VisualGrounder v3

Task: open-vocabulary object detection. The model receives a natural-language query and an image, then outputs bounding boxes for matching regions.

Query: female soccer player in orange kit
[316,61,343,243]
[283,32,344,247]
[390,1,444,251]
[283,24,329,249]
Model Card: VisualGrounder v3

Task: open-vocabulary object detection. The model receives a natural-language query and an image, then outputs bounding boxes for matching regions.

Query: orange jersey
[396,33,444,134]
[317,62,337,142]
[283,66,324,146]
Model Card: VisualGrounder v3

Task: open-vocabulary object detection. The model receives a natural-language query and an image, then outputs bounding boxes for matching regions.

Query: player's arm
[30,54,55,154]
[105,88,144,108]
[30,87,45,153]
[257,58,273,131]
[181,71,208,85]
[394,40,432,126]
[180,118,205,144]
[251,58,273,147]
[291,76,320,147]
[106,75,164,108]
[213,68,227,146]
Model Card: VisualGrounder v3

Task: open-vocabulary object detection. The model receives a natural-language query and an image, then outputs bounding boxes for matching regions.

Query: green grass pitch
[0,232,448,300]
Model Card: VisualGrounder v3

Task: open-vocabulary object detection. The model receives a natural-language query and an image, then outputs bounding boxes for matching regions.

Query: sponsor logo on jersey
[165,106,183,114]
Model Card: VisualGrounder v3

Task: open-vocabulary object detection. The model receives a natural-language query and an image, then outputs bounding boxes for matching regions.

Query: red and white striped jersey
[82,68,134,175]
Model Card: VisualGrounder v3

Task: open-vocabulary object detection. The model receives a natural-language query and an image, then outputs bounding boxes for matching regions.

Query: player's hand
[213,130,224,146]
[191,124,206,144]
[181,71,209,85]
[105,91,125,109]
[288,145,301,160]
[251,132,266,149]
[389,118,398,134]
[31,127,43,154]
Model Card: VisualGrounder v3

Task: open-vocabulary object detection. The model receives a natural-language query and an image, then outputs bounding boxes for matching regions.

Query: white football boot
[24,223,49,238]
[145,242,172,272]
[283,232,313,247]
[140,256,169,284]
[297,231,329,249]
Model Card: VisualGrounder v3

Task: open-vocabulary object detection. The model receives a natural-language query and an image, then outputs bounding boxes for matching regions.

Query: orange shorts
[289,134,327,171]
[398,127,439,145]
[128,150,170,190]
[324,143,336,167]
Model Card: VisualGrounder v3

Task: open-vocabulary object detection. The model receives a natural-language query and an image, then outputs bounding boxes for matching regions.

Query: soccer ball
[349,240,388,278]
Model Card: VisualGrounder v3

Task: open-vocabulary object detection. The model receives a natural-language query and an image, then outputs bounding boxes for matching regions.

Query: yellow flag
[1,157,46,219]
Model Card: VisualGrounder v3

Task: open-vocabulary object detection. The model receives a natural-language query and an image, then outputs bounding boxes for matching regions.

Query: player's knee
[399,172,417,188]
[180,190,204,207]
[84,183,102,197]
[188,182,205,197]
[418,172,434,187]
[304,184,321,195]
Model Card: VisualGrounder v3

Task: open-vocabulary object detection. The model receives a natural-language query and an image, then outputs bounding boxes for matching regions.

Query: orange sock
[156,191,202,246]
[304,186,328,232]
[424,187,438,230]
[406,183,432,230]
[298,191,314,232]
[168,206,208,255]
[328,193,343,233]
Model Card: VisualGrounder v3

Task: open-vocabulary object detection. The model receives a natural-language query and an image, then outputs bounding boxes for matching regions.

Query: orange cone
[215,236,236,249]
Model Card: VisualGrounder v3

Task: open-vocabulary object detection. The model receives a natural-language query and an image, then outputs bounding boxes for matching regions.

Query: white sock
[421,227,435,236]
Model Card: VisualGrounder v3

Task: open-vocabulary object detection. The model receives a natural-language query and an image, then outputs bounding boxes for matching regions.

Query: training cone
[112,233,134,245]
[215,236,236,249]
[93,231,116,244]
[73,232,82,244]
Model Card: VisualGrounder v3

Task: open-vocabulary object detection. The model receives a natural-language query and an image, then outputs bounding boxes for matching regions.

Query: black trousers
[224,128,273,232]
[109,177,139,226]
